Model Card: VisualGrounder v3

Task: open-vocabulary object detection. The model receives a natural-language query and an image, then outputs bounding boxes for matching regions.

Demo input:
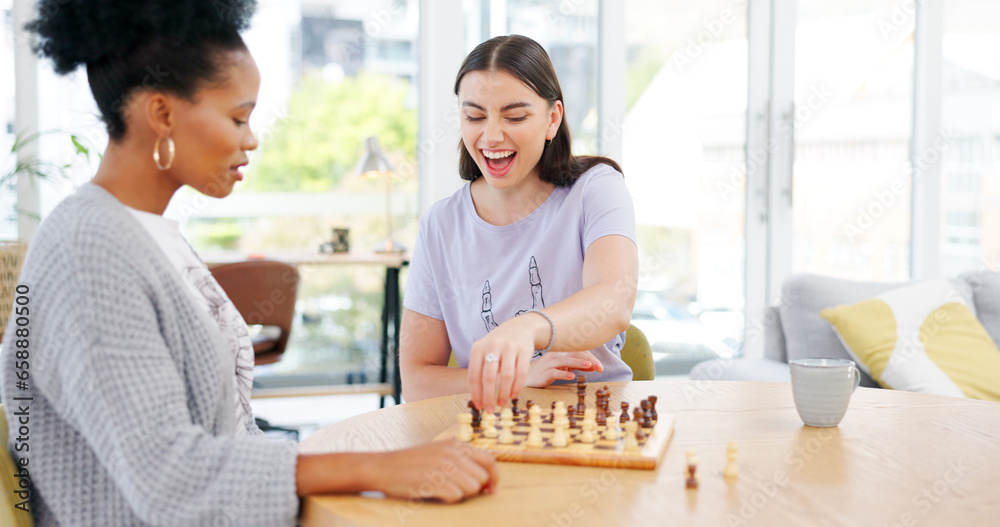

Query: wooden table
[298,380,1000,527]
[203,251,408,406]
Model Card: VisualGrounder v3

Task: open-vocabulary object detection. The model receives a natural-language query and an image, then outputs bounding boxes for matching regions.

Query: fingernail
[582,361,591,367]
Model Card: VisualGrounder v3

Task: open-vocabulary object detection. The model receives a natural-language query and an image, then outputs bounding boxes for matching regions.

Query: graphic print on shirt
[480,256,547,357]
[183,265,255,435]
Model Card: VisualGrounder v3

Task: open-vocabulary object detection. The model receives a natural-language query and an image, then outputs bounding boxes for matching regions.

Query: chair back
[0,404,34,527]
[622,324,655,381]
[1,242,28,343]
[210,260,299,365]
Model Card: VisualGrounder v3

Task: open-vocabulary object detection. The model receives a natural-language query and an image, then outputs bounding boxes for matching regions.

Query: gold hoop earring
[153,136,176,171]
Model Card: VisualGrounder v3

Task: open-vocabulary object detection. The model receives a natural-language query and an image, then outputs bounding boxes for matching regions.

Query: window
[624,0,747,373]
[938,0,1000,275]
[1,1,17,240]
[792,0,914,282]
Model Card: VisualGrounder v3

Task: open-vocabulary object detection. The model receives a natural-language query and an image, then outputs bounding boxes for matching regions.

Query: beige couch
[690,271,1000,387]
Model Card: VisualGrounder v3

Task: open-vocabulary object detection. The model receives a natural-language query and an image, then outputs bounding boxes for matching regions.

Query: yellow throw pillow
[820,279,1000,402]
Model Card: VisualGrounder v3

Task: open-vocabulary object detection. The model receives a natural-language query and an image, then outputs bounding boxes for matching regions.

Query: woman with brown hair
[401,35,639,412]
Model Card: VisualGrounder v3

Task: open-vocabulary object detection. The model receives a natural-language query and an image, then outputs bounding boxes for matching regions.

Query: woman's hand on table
[371,440,498,503]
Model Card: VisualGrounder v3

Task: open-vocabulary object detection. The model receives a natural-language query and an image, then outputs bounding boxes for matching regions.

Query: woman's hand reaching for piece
[467,313,602,412]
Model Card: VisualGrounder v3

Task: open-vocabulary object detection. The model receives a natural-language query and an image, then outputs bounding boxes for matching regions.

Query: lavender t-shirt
[404,163,637,383]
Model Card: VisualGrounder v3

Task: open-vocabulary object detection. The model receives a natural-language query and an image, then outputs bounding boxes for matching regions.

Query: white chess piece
[623,420,639,453]
[551,401,569,447]
[482,411,498,438]
[457,412,474,442]
[526,404,544,447]
[603,419,619,440]
[724,440,738,479]
[498,407,515,444]
[580,407,596,443]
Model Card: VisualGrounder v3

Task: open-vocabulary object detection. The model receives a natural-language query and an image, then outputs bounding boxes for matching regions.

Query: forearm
[402,362,474,402]
[296,452,378,496]
[542,278,635,352]
[535,234,639,352]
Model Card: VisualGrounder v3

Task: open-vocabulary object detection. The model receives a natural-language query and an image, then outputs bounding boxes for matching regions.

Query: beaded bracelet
[527,309,555,354]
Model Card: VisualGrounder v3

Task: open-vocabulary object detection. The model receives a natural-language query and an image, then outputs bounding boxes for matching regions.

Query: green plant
[0,130,92,187]
[2,131,96,225]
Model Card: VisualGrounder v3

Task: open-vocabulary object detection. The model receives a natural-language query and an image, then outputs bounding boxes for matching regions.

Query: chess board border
[435,414,675,470]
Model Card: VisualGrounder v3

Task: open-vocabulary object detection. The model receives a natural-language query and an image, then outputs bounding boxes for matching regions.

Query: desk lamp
[356,136,406,253]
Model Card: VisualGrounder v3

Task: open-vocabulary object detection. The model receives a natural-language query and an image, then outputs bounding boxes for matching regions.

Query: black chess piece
[686,464,698,489]
[633,408,646,441]
[468,400,481,428]
[511,397,520,418]
[620,402,630,424]
[648,395,658,424]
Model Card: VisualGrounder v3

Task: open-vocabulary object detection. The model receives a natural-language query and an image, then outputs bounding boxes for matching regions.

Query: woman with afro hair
[0,1,496,525]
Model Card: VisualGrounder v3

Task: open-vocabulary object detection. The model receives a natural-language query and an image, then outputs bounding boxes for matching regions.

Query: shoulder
[419,183,471,230]
[577,162,624,186]
[569,162,627,199]
[39,184,138,248]
[26,184,151,282]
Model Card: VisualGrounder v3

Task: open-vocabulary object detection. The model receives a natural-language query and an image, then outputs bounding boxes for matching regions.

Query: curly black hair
[27,0,257,140]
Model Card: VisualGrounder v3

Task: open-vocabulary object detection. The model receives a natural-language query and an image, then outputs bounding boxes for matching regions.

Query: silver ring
[484,353,497,363]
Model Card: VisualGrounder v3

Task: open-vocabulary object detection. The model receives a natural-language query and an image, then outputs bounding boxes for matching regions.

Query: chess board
[434,411,674,470]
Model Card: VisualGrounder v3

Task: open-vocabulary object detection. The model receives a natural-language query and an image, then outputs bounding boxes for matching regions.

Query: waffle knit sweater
[1,183,299,526]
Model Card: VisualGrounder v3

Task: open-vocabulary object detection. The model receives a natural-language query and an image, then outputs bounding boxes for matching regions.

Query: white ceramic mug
[789,358,861,427]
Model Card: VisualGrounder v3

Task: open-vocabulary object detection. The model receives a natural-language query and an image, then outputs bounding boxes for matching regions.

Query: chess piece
[596,405,607,428]
[684,449,699,485]
[633,408,646,441]
[686,463,699,489]
[576,376,587,417]
[550,401,557,423]
[526,400,534,410]
[623,420,639,453]
[498,407,515,444]
[457,412,474,442]
[511,397,520,418]
[648,396,658,425]
[579,407,596,443]
[620,402,630,424]
[724,440,738,479]
[526,404,544,447]
[481,410,498,438]
[640,399,652,428]
[568,410,577,429]
[468,401,481,428]
[551,401,569,447]
[603,419,619,440]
